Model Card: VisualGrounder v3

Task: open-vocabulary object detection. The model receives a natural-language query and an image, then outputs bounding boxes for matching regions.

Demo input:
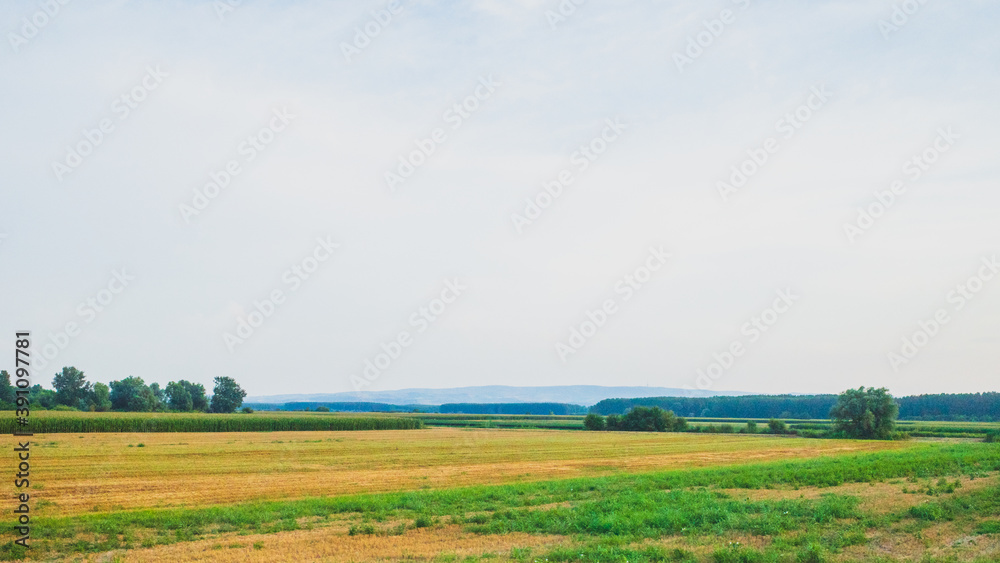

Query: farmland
[0,410,423,433]
[9,410,1000,439]
[21,428,900,516]
[8,423,1000,561]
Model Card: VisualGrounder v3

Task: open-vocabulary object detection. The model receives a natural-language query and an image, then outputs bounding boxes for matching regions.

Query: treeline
[583,406,796,435]
[591,395,835,419]
[898,393,1000,420]
[591,392,1000,422]
[244,402,588,415]
[0,366,247,414]
[439,403,587,415]
[251,401,423,412]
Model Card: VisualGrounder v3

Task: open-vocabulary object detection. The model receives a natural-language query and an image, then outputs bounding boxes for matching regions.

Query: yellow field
[31,427,904,517]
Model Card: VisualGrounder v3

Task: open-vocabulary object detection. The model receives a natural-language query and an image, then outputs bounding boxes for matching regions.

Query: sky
[1,0,998,398]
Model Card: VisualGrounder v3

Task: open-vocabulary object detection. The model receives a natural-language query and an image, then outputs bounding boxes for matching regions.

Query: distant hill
[245,401,428,412]
[245,385,746,407]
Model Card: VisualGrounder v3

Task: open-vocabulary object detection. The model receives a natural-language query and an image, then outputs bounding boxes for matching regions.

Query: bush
[315,406,330,412]
[768,419,788,434]
[745,421,758,433]
[241,406,254,414]
[612,406,684,432]
[606,414,622,431]
[583,413,606,431]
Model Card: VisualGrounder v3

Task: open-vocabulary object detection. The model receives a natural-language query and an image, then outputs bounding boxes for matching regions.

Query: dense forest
[439,403,587,415]
[254,401,423,412]
[590,392,1000,421]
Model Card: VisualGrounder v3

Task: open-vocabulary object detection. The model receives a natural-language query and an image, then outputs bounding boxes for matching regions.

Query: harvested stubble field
[9,428,1000,562]
[27,428,899,515]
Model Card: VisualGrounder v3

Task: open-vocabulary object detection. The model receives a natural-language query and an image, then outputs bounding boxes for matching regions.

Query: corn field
[0,413,424,433]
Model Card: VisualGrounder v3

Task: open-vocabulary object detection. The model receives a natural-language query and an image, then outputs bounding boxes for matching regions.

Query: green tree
[745,421,759,434]
[768,418,788,434]
[28,384,57,409]
[165,381,193,411]
[619,406,678,432]
[606,414,622,430]
[210,376,246,413]
[0,370,15,405]
[182,381,209,412]
[830,386,899,439]
[583,413,606,430]
[90,383,112,412]
[149,383,167,411]
[109,376,157,411]
[52,366,91,407]
[673,416,688,432]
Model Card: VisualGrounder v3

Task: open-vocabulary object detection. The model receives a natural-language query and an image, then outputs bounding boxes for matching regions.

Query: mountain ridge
[246,385,750,407]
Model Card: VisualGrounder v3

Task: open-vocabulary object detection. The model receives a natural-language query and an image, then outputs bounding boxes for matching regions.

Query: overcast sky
[1,0,998,398]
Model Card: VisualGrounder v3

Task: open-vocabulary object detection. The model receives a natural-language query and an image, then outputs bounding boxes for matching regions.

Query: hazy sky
[2,0,998,398]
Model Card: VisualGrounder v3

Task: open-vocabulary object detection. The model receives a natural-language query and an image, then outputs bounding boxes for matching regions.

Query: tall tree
[109,376,157,412]
[0,370,15,404]
[149,382,166,411]
[165,381,193,411]
[830,387,899,439]
[210,376,246,413]
[52,366,91,407]
[90,383,112,412]
[178,380,209,411]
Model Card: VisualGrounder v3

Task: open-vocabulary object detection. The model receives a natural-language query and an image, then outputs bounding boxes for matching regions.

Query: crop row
[0,414,423,433]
